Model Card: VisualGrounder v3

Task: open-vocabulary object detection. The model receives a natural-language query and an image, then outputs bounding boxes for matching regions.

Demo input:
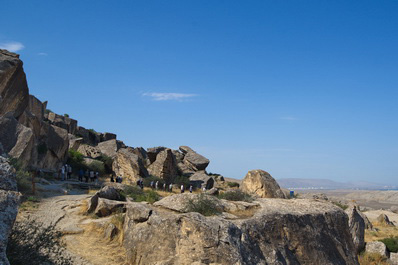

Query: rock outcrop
[241,169,286,198]
[97,139,119,158]
[345,206,365,254]
[112,148,149,182]
[189,171,215,189]
[365,241,389,258]
[180,146,210,171]
[0,50,29,119]
[377,213,395,226]
[147,148,177,182]
[0,156,20,265]
[124,197,359,264]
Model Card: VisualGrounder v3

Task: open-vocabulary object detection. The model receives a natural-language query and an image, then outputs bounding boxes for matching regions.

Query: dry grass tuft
[79,200,89,214]
[358,252,389,265]
[365,223,398,242]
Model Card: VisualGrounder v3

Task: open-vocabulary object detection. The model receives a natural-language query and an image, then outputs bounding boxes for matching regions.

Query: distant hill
[277,178,397,190]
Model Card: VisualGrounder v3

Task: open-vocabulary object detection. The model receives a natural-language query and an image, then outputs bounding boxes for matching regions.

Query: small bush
[173,175,190,186]
[185,194,222,216]
[9,157,32,194]
[121,185,160,203]
[332,201,348,210]
[64,113,69,117]
[218,190,253,202]
[87,160,105,175]
[227,182,240,188]
[67,149,85,171]
[379,236,398,253]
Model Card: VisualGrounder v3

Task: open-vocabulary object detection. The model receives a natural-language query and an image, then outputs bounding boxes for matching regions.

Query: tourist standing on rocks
[181,184,185,193]
[68,165,72,179]
[95,172,99,185]
[163,183,166,191]
[90,170,95,182]
[189,185,193,193]
[202,186,206,192]
[150,181,154,189]
[169,183,173,192]
[155,181,159,190]
[111,175,115,182]
[85,169,89,182]
[78,169,84,182]
[61,165,66,181]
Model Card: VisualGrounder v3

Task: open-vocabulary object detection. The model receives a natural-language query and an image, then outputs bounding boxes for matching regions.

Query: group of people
[144,181,197,194]
[110,175,123,183]
[60,164,72,181]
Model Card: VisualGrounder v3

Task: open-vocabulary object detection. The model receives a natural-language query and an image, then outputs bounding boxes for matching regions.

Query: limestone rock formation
[146,146,166,164]
[0,156,20,265]
[241,169,286,199]
[100,132,116,142]
[0,50,29,119]
[180,145,210,171]
[189,171,215,189]
[377,213,395,226]
[147,148,177,182]
[112,148,149,183]
[345,206,365,254]
[97,139,119,158]
[94,198,127,217]
[124,198,359,264]
[365,241,389,258]
[77,144,101,159]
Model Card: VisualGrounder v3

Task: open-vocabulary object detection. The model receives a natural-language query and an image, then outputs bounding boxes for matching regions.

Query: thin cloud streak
[38,52,48,56]
[0,41,25,52]
[143,92,197,101]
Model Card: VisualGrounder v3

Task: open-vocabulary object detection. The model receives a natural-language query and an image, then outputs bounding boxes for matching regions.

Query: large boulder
[124,198,358,264]
[77,144,101,159]
[365,241,389,258]
[241,169,286,199]
[146,146,166,164]
[76,126,100,146]
[47,112,77,135]
[0,156,20,265]
[0,50,29,119]
[154,193,224,213]
[0,113,35,167]
[100,132,116,142]
[180,146,210,171]
[189,171,215,189]
[27,95,46,121]
[345,206,365,254]
[147,148,178,182]
[94,198,127,217]
[112,148,149,183]
[97,139,119,158]
[377,213,395,226]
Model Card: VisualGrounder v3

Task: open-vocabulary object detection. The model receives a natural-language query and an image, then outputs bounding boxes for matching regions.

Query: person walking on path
[169,183,173,192]
[78,169,84,182]
[90,171,95,182]
[61,165,66,181]
[155,181,159,190]
[180,184,185,193]
[68,165,72,179]
[95,172,99,185]
[85,169,89,182]
[189,185,193,193]
[163,183,166,191]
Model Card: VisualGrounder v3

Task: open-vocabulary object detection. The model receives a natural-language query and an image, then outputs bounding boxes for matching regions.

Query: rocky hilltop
[0,49,365,265]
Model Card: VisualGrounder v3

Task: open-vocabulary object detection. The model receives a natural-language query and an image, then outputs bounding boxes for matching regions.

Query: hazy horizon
[1,1,397,185]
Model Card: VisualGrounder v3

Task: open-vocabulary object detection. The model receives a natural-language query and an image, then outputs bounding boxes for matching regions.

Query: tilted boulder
[147,148,178,183]
[97,139,119,158]
[0,50,29,119]
[0,113,35,167]
[189,171,215,189]
[377,213,395,226]
[345,206,365,254]
[94,198,127,217]
[0,156,21,265]
[76,126,101,146]
[180,146,210,171]
[47,112,77,135]
[241,169,286,199]
[146,146,166,164]
[112,148,149,183]
[27,95,46,121]
[124,198,359,264]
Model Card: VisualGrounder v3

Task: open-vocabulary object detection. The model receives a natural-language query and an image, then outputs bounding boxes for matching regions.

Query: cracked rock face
[123,198,359,265]
[241,169,286,199]
[345,206,365,254]
[0,156,20,265]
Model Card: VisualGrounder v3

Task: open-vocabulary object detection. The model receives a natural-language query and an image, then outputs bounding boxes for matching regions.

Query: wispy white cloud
[142,92,197,101]
[280,116,298,121]
[0,41,25,52]
[38,52,48,56]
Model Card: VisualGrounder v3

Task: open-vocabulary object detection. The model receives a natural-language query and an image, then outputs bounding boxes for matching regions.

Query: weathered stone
[390,252,398,265]
[77,144,101,159]
[104,223,118,240]
[97,139,119,158]
[0,156,20,265]
[47,112,78,135]
[391,206,398,213]
[87,194,99,213]
[124,202,152,223]
[241,169,286,199]
[76,126,100,146]
[357,210,374,230]
[154,193,224,213]
[100,132,116,142]
[27,95,45,121]
[0,113,35,167]
[146,146,166,164]
[69,137,84,151]
[180,146,210,171]
[112,148,149,183]
[124,198,359,265]
[205,187,219,196]
[17,109,41,137]
[366,241,388,258]
[97,185,125,201]
[147,148,177,182]
[95,198,127,217]
[189,172,215,189]
[0,50,29,119]
[377,213,395,226]
[345,206,365,254]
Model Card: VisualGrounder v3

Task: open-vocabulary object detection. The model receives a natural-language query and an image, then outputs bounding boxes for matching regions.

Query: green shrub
[121,185,160,203]
[332,201,348,210]
[97,154,113,174]
[380,236,398,253]
[218,190,253,202]
[227,182,240,188]
[9,157,32,194]
[173,175,190,186]
[86,160,105,175]
[64,113,69,117]
[185,194,222,216]
[67,149,85,171]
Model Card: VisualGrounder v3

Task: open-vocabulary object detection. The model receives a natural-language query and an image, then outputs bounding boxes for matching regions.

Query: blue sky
[1,1,397,184]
